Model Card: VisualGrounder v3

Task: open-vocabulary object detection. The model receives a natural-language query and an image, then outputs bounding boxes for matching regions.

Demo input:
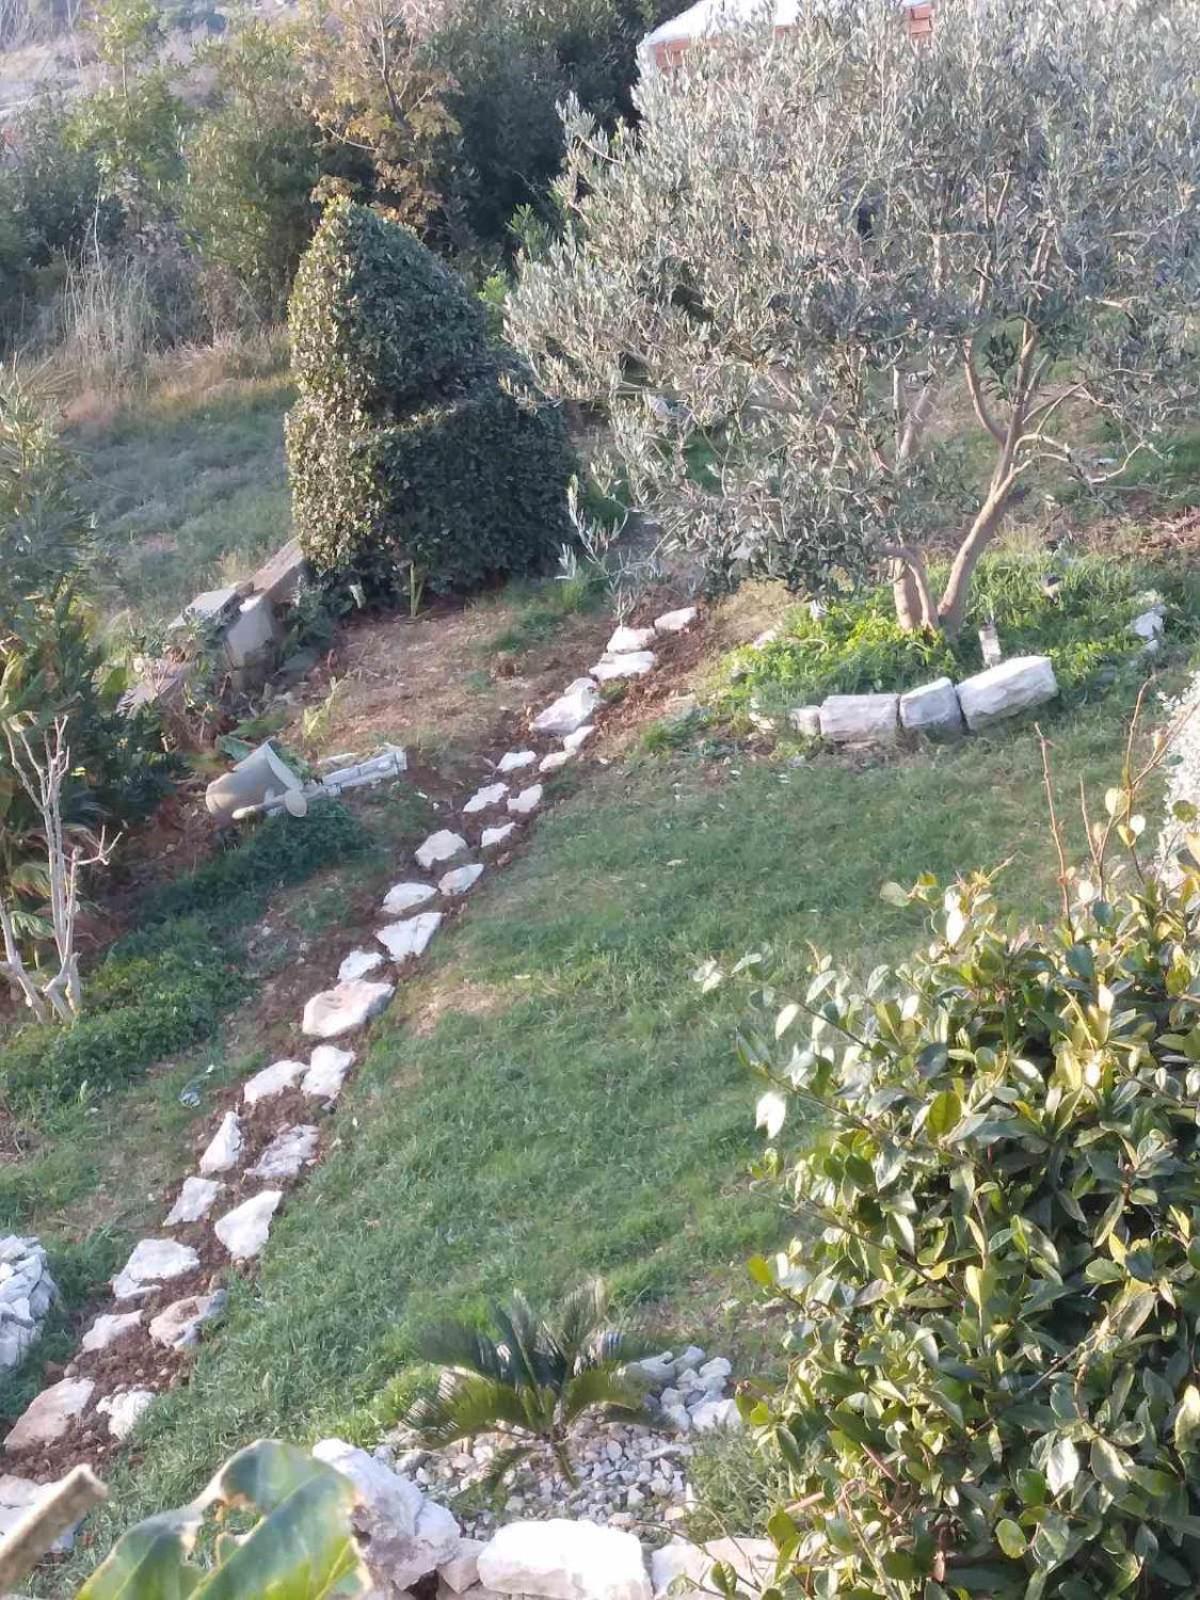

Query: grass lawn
[51,674,1161,1585]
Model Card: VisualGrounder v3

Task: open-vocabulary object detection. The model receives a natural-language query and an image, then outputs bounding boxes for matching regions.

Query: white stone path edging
[0,604,701,1557]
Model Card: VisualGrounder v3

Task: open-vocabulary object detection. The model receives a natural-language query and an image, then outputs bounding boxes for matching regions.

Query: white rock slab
[956,655,1058,732]
[591,650,656,682]
[819,693,900,745]
[607,625,656,653]
[314,1439,460,1589]
[81,1311,142,1354]
[508,785,543,816]
[439,863,483,897]
[481,823,517,849]
[4,1379,94,1453]
[650,1537,776,1597]
[164,1176,223,1226]
[498,750,537,773]
[416,830,469,870]
[539,750,572,774]
[1132,604,1165,641]
[302,1045,355,1103]
[248,1125,319,1181]
[479,1519,651,1600]
[378,912,442,961]
[440,1538,487,1593]
[382,881,437,916]
[563,725,594,753]
[97,1389,155,1441]
[0,1474,82,1550]
[112,1239,200,1301]
[199,1111,244,1176]
[690,1398,743,1433]
[303,979,394,1039]
[148,1288,227,1350]
[532,679,600,737]
[787,705,822,738]
[215,1190,282,1261]
[900,677,965,739]
[244,1058,307,1107]
[0,1238,55,1370]
[653,607,697,634]
[463,783,508,815]
[339,948,385,983]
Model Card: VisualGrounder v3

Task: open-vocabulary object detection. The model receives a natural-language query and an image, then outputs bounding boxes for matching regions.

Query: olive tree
[507,0,1200,635]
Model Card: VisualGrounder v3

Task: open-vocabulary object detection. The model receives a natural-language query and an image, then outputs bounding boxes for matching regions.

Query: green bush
[733,800,1200,1595]
[287,199,572,601]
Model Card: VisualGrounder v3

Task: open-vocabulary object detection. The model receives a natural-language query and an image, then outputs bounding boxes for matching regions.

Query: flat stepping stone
[497,750,536,773]
[531,678,600,737]
[164,1176,223,1225]
[382,881,436,916]
[302,978,394,1039]
[244,1057,307,1107]
[539,750,572,773]
[415,830,468,870]
[481,823,517,849]
[654,606,697,634]
[563,725,594,753]
[97,1389,155,1441]
[149,1288,227,1350]
[302,1045,354,1103]
[338,948,385,982]
[591,649,656,681]
[607,624,656,653]
[215,1190,282,1261]
[463,782,508,814]
[439,863,483,896]
[247,1125,319,1181]
[377,912,442,962]
[112,1239,200,1301]
[199,1111,244,1175]
[81,1311,142,1354]
[4,1379,94,1453]
[507,785,543,816]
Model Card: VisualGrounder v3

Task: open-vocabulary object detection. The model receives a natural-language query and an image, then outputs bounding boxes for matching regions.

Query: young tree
[507,0,1200,636]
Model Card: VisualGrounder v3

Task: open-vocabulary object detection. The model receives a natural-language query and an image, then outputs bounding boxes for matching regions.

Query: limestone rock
[0,1238,56,1370]
[563,725,594,753]
[383,881,438,916]
[244,1058,307,1107]
[303,1045,355,1103]
[303,979,395,1039]
[416,831,469,870]
[248,1125,319,1181]
[200,1111,244,1176]
[4,1379,94,1453]
[81,1311,142,1353]
[149,1288,227,1350]
[440,1539,487,1593]
[97,1389,155,1441]
[1132,604,1166,642]
[112,1239,200,1301]
[607,626,656,654]
[819,694,900,745]
[215,1190,282,1260]
[481,823,517,849]
[378,912,442,961]
[164,1176,223,1226]
[507,785,543,817]
[591,651,655,682]
[956,655,1057,732]
[899,677,964,739]
[690,1398,742,1433]
[650,1537,776,1597]
[464,783,508,815]
[653,607,697,635]
[438,864,482,897]
[313,1438,460,1590]
[339,948,385,983]
[479,1520,651,1600]
[787,705,822,738]
[0,1474,84,1550]
[532,679,600,738]
[539,751,572,774]
[497,750,537,773]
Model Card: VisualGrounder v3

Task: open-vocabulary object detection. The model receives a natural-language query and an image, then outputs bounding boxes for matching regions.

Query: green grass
[480,571,605,656]
[77,372,294,630]
[54,679,1155,1584]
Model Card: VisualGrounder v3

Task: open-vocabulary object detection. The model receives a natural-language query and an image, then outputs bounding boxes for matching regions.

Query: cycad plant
[402,1280,651,1487]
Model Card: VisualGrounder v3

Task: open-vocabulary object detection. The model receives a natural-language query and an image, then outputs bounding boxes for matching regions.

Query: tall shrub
[729,770,1200,1596]
[286,198,571,602]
